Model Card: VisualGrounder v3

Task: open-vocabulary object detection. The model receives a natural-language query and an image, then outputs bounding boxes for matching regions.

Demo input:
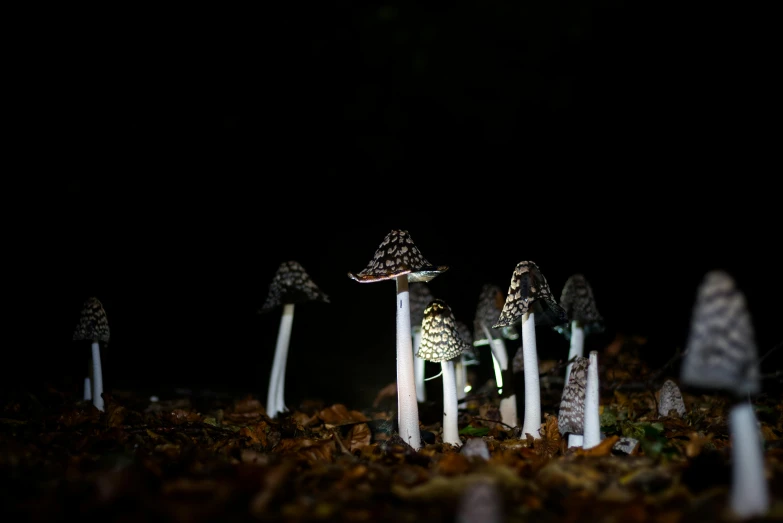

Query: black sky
[9,3,780,407]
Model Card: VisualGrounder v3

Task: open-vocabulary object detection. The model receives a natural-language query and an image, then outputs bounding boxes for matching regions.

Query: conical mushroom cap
[416,299,470,362]
[410,282,434,332]
[658,379,687,417]
[456,320,479,364]
[680,270,760,396]
[555,274,604,339]
[73,297,110,343]
[558,356,589,435]
[348,229,448,283]
[493,261,567,328]
[259,261,330,313]
[473,283,519,345]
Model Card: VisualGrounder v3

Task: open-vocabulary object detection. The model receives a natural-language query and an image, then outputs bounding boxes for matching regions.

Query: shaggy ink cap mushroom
[493,261,567,329]
[554,274,604,339]
[347,229,449,283]
[73,297,110,342]
[658,379,687,417]
[259,260,330,313]
[558,356,589,435]
[417,299,470,362]
[473,284,519,345]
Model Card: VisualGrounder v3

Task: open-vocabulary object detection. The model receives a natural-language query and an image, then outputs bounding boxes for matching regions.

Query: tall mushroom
[494,261,567,439]
[583,350,602,449]
[259,261,329,418]
[555,274,604,385]
[473,283,520,428]
[349,229,448,450]
[679,270,768,519]
[417,299,469,447]
[73,297,110,412]
[410,282,434,403]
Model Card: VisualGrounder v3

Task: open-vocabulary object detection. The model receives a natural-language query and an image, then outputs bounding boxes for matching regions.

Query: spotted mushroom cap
[456,320,479,365]
[416,299,470,362]
[348,229,449,283]
[73,297,110,343]
[410,282,434,332]
[680,270,760,396]
[493,261,568,328]
[554,274,604,339]
[658,379,687,417]
[259,261,330,313]
[473,283,519,345]
[557,356,589,435]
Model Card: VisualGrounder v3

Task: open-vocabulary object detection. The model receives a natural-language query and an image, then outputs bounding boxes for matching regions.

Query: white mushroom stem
[84,358,93,401]
[266,303,294,418]
[568,434,584,448]
[564,320,585,385]
[480,323,517,428]
[729,400,769,518]
[583,350,601,449]
[520,312,541,439]
[441,359,462,447]
[396,276,422,450]
[455,358,467,401]
[413,330,427,402]
[91,341,104,412]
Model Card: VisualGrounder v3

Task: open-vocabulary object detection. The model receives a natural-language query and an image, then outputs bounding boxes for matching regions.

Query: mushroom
[555,274,604,385]
[494,261,567,439]
[679,270,768,519]
[416,299,469,447]
[658,379,687,418]
[259,261,329,418]
[410,282,434,403]
[349,229,448,450]
[455,320,477,402]
[557,355,588,448]
[473,283,520,428]
[582,350,602,449]
[73,297,110,412]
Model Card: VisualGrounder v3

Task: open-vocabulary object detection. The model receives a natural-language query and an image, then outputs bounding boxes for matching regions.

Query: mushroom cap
[658,379,687,417]
[554,274,604,339]
[409,282,434,332]
[416,299,470,362]
[680,270,760,396]
[259,261,330,313]
[557,356,589,435]
[73,297,110,343]
[493,261,568,328]
[348,229,449,283]
[473,283,519,345]
[455,320,479,365]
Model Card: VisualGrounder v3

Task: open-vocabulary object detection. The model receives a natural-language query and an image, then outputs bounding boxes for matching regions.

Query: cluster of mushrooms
[73,229,770,519]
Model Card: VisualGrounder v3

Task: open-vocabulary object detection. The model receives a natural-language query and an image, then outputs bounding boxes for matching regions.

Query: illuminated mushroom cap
[658,379,687,417]
[557,356,589,435]
[348,229,449,283]
[259,261,330,313]
[409,282,434,332]
[73,297,110,343]
[473,283,519,345]
[680,270,760,396]
[416,299,470,362]
[555,274,604,339]
[493,261,567,328]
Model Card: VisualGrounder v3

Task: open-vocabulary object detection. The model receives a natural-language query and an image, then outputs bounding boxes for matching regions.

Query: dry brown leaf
[435,453,471,475]
[373,383,397,408]
[575,435,620,457]
[317,404,369,427]
[347,423,371,452]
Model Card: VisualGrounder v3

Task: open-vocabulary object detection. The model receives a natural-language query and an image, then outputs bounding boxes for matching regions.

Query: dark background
[8,3,780,408]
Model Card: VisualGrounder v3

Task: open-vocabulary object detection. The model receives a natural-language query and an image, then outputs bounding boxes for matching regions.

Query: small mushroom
[259,261,329,418]
[410,282,434,403]
[558,356,588,448]
[679,270,768,519]
[657,379,687,418]
[416,299,469,447]
[494,261,567,439]
[555,274,604,384]
[349,229,448,450]
[73,297,110,412]
[473,283,519,428]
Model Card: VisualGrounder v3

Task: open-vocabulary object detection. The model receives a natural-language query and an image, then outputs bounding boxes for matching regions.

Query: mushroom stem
[413,330,427,403]
[564,320,585,384]
[729,400,769,518]
[91,341,104,411]
[583,350,601,449]
[84,358,93,401]
[266,303,294,418]
[480,323,517,428]
[568,434,584,448]
[520,312,541,439]
[396,275,422,450]
[441,359,462,447]
[455,359,467,401]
